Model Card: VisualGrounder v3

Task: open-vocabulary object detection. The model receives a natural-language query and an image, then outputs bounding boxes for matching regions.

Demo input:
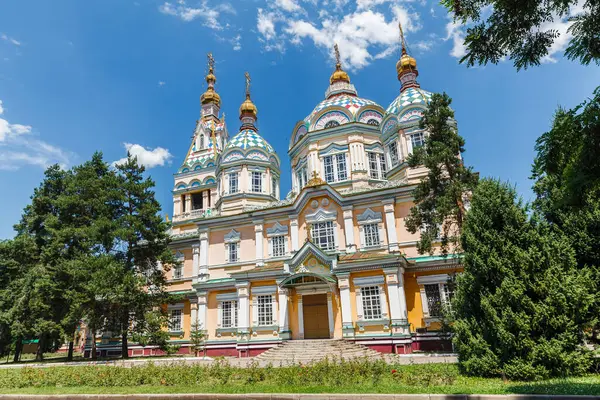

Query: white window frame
[322,153,348,183]
[227,242,239,262]
[310,221,336,251]
[270,235,287,257]
[388,141,400,167]
[173,264,183,279]
[417,274,454,320]
[357,208,385,250]
[296,165,308,191]
[360,286,383,320]
[353,276,388,322]
[228,172,239,194]
[220,300,238,328]
[251,171,262,193]
[411,132,425,149]
[367,151,386,180]
[169,308,183,331]
[271,176,277,197]
[251,286,278,328]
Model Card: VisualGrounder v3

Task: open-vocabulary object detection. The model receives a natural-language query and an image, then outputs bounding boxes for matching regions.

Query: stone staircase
[254,339,383,365]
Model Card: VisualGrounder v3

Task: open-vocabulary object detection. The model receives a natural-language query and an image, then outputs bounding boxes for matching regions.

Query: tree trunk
[121,331,128,358]
[13,338,22,363]
[67,341,74,361]
[91,328,97,360]
[35,334,45,362]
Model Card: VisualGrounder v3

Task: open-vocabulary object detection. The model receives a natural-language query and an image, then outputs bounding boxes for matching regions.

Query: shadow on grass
[506,379,600,396]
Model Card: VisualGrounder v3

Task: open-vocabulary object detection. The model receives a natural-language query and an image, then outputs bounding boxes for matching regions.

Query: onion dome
[200,53,221,106]
[226,129,275,153]
[330,62,350,84]
[396,47,418,81]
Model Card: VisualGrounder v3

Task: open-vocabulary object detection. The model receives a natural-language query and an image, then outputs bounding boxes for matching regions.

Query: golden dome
[239,94,257,118]
[201,87,221,106]
[330,63,350,84]
[396,48,418,79]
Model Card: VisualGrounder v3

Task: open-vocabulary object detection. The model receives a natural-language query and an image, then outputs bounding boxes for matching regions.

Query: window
[169,309,182,331]
[228,172,238,194]
[257,295,273,326]
[251,171,262,193]
[361,286,382,320]
[443,284,454,312]
[368,152,387,180]
[296,166,308,190]
[424,284,443,317]
[271,235,286,257]
[411,132,425,149]
[271,177,277,197]
[173,264,183,279]
[227,242,238,262]
[311,221,336,251]
[199,134,204,149]
[191,192,203,210]
[324,120,340,129]
[367,119,379,126]
[221,300,238,328]
[323,154,347,183]
[389,141,400,167]
[363,223,380,247]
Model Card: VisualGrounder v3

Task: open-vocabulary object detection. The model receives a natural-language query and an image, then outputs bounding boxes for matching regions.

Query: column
[202,190,208,210]
[342,206,356,253]
[190,299,198,328]
[382,199,399,252]
[278,287,290,339]
[192,243,200,283]
[290,216,299,252]
[197,291,207,331]
[185,194,192,214]
[236,282,250,336]
[198,229,209,282]
[384,267,409,335]
[338,274,354,338]
[254,220,264,266]
[173,197,182,216]
[297,294,304,339]
[327,292,334,339]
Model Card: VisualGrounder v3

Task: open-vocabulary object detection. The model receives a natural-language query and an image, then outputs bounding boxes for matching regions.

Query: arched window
[199,135,205,149]
[324,120,340,129]
[367,119,380,126]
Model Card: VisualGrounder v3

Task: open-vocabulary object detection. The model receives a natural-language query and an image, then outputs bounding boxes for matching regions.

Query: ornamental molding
[266,221,289,237]
[305,207,337,223]
[353,275,385,287]
[224,229,241,243]
[416,274,450,285]
[356,208,383,225]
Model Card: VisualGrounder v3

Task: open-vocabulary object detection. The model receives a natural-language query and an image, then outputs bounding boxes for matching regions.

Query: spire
[200,52,221,117]
[396,23,420,92]
[239,71,258,128]
[329,43,351,84]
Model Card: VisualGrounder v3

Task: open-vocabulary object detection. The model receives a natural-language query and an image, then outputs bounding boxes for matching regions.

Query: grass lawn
[0,360,599,395]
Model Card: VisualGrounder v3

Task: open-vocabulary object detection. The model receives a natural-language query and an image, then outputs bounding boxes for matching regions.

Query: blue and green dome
[226,129,274,153]
[386,87,432,123]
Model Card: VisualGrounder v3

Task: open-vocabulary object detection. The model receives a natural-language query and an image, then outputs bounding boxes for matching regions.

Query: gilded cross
[207,52,215,71]
[398,22,407,52]
[334,43,341,65]
[244,71,251,97]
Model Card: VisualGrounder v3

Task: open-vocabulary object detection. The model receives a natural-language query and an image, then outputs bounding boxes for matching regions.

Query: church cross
[207,52,215,71]
[334,43,341,66]
[244,71,251,97]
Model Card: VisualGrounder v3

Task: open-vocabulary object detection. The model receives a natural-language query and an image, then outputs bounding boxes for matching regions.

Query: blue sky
[0,0,598,239]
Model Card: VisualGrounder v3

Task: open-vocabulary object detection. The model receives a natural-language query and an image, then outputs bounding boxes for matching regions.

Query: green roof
[407,254,463,263]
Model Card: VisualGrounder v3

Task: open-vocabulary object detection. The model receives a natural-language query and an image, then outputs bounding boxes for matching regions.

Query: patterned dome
[226,129,275,153]
[305,94,381,125]
[386,87,432,122]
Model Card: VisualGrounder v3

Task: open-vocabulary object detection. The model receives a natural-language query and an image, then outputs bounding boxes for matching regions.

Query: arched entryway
[279,273,337,339]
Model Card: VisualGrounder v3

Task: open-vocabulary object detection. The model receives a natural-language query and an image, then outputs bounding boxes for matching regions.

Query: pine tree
[532,88,600,343]
[405,92,478,255]
[112,154,176,358]
[452,179,595,380]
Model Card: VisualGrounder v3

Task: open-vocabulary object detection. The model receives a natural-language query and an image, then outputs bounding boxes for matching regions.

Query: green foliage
[188,323,206,357]
[531,87,600,344]
[442,0,600,69]
[405,92,478,255]
[132,311,179,356]
[452,179,595,380]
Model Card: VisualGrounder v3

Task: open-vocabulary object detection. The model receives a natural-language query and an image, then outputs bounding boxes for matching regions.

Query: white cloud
[231,34,242,51]
[274,0,302,12]
[114,143,173,169]
[1,33,21,46]
[158,81,166,86]
[540,18,574,64]
[445,20,466,59]
[0,100,73,171]
[256,1,422,70]
[159,1,233,30]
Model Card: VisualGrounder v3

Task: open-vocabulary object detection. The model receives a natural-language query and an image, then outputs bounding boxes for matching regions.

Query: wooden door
[303,294,329,339]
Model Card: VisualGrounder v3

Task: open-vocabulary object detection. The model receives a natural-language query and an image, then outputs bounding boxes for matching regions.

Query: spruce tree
[452,179,595,380]
[405,92,478,255]
[112,154,175,358]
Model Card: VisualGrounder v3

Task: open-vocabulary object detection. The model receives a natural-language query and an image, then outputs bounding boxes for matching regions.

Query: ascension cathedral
[129,38,462,357]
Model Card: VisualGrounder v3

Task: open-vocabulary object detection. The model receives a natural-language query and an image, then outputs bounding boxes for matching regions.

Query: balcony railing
[172,208,218,223]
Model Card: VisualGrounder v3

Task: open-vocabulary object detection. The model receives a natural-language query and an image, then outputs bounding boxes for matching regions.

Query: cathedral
[158,39,462,358]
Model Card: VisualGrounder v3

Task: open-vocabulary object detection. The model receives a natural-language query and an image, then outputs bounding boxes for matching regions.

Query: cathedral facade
[161,44,461,358]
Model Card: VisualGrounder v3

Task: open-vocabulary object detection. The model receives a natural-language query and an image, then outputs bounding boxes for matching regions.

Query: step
[255,339,383,363]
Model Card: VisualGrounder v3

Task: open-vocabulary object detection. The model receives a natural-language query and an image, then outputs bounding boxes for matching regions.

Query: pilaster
[342,206,356,253]
[254,220,264,266]
[192,243,200,283]
[198,229,210,282]
[236,282,250,339]
[278,287,290,339]
[337,273,354,338]
[384,267,409,336]
[197,291,208,331]
[297,294,304,339]
[382,199,399,252]
[290,215,299,252]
